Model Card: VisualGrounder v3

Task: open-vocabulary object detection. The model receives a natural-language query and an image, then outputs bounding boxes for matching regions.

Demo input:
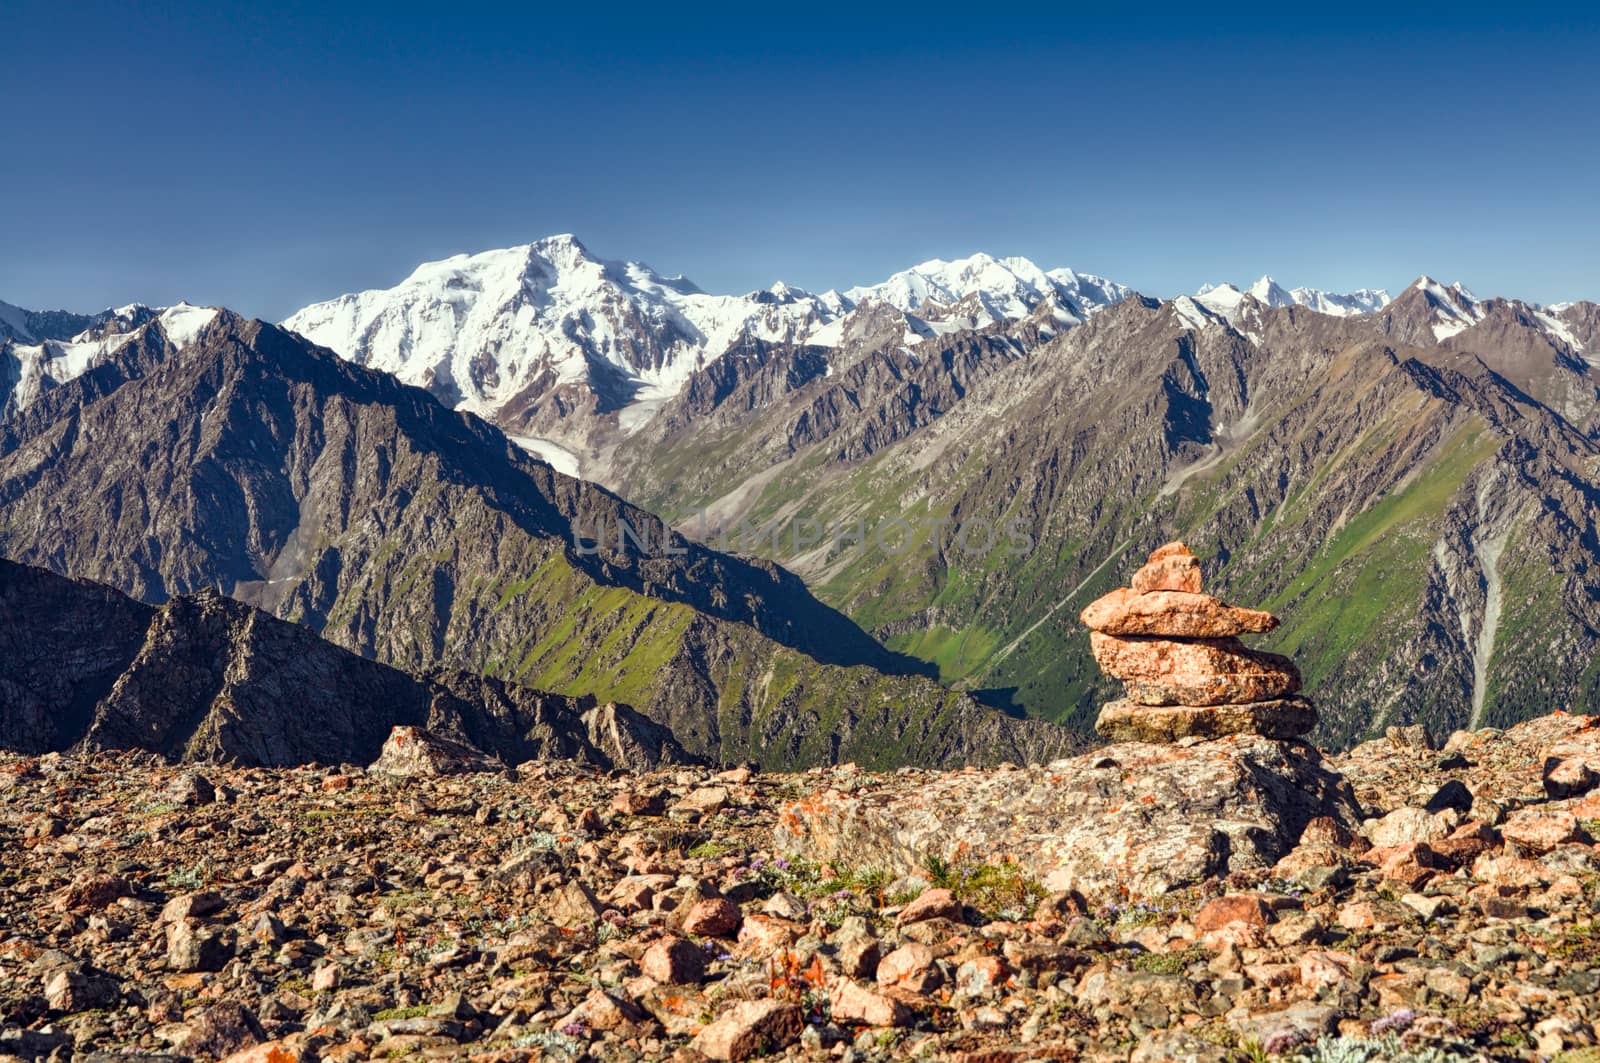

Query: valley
[7,242,1598,750]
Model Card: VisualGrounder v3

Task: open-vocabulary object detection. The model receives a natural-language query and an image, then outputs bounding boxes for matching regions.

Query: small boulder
[1089,633,1300,707]
[1544,756,1598,799]
[565,987,647,1032]
[1501,809,1582,852]
[162,891,225,924]
[167,918,233,972]
[1096,698,1316,742]
[836,935,881,979]
[546,880,603,929]
[176,1002,266,1059]
[670,785,729,820]
[1193,894,1273,932]
[1423,779,1474,814]
[1367,806,1451,847]
[875,943,940,993]
[691,999,802,1061]
[954,955,1009,997]
[42,966,120,1013]
[640,936,706,984]
[164,771,217,806]
[1081,588,1277,638]
[829,979,913,1027]
[53,873,129,912]
[681,897,741,938]
[895,887,961,927]
[1130,542,1203,594]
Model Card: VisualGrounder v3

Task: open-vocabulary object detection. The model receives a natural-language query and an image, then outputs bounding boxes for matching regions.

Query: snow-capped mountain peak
[1193,276,1391,320]
[158,303,219,348]
[841,252,1130,323]
[1,300,217,416]
[284,239,843,419]
[1192,282,1248,318]
[1248,275,1294,306]
[1405,276,1489,340]
[282,239,1137,445]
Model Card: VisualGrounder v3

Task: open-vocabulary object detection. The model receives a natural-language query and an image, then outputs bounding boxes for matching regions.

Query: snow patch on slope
[1411,277,1488,341]
[1171,295,1223,331]
[507,434,582,478]
[3,330,140,411]
[1534,309,1585,356]
[159,304,218,348]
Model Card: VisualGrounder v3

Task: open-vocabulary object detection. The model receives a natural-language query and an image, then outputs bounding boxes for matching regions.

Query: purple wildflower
[1261,1028,1309,1054]
[1370,1008,1416,1035]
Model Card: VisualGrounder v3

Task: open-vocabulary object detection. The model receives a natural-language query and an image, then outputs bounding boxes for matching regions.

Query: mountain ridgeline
[0,557,694,769]
[602,281,1600,746]
[0,310,1074,769]
[6,238,1599,755]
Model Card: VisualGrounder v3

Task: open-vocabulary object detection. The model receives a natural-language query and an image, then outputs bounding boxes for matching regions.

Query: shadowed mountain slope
[0,314,1073,769]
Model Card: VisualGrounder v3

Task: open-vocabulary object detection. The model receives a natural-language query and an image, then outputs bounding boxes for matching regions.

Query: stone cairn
[1081,541,1318,742]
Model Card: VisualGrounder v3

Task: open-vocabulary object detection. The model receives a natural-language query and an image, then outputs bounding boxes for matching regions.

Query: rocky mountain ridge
[0,309,1073,770]
[1,303,187,417]
[0,556,692,771]
[598,278,1600,748]
[276,238,1140,476]
[9,256,1598,751]
[0,300,98,345]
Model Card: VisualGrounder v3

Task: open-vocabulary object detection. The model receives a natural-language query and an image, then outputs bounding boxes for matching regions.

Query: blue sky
[3,3,1597,320]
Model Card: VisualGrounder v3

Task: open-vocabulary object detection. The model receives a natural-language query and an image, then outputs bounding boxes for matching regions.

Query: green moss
[1132,946,1206,975]
[373,1005,432,1021]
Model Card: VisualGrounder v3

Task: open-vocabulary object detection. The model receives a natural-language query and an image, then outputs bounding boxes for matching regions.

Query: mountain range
[0,556,695,769]
[278,237,1415,481]
[282,241,1599,746]
[0,306,1070,769]
[4,237,1597,754]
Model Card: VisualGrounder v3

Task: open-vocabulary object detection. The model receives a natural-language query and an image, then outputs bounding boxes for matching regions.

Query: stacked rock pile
[1082,541,1318,742]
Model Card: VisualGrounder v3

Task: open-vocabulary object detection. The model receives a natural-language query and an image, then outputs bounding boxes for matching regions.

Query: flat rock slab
[775,736,1359,904]
[1095,698,1318,742]
[1090,632,1300,706]
[1130,542,1202,594]
[1080,588,1278,638]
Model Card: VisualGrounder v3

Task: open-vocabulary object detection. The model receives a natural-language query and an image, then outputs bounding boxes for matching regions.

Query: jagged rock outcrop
[581,701,698,772]
[367,726,506,777]
[0,557,696,769]
[0,313,1074,770]
[421,673,696,771]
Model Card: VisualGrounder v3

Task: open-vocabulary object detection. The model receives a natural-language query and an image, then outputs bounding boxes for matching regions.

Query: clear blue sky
[3,3,1597,320]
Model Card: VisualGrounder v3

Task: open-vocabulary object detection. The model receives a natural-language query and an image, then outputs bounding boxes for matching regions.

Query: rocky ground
[2,715,1599,1063]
